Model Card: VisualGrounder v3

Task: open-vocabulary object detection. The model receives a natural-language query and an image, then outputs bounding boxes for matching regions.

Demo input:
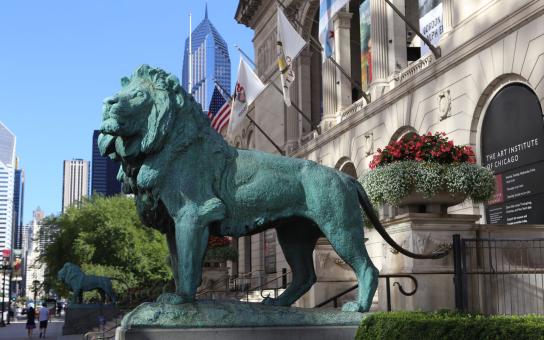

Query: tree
[39,195,172,301]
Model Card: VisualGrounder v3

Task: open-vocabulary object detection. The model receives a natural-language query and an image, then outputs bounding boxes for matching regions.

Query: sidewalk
[0,317,84,340]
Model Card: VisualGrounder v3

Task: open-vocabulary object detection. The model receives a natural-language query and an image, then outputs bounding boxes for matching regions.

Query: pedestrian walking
[26,304,36,338]
[38,302,50,338]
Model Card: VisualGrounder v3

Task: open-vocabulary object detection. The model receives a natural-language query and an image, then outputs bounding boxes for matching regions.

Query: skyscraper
[13,165,24,249]
[0,121,16,252]
[24,208,45,297]
[91,130,121,196]
[181,5,231,112]
[62,159,90,212]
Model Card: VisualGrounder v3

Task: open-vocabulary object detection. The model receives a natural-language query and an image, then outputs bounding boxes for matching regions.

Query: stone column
[442,0,454,34]
[297,49,313,135]
[320,58,337,132]
[387,0,407,75]
[333,10,353,111]
[370,0,390,100]
[285,63,300,153]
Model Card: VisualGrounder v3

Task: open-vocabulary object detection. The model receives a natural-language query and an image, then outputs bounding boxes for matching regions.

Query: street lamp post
[32,280,40,306]
[0,262,12,327]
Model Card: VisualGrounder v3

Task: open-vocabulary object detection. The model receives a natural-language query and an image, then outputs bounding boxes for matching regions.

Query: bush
[356,311,544,340]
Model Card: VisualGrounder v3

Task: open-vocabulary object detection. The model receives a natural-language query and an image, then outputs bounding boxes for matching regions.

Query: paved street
[0,318,82,340]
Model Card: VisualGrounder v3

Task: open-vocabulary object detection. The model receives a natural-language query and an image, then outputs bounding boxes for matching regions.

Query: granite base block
[63,304,121,335]
[116,300,366,339]
[115,325,360,340]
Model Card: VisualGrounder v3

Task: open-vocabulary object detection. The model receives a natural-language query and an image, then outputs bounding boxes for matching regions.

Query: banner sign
[419,0,443,56]
[482,85,544,225]
[359,0,371,91]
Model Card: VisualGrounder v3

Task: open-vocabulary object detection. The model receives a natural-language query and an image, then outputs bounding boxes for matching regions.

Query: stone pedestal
[116,325,359,340]
[378,212,480,311]
[63,304,121,335]
[115,301,366,340]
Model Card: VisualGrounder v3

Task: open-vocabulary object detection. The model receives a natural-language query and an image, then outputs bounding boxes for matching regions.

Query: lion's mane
[58,262,84,290]
[99,65,235,229]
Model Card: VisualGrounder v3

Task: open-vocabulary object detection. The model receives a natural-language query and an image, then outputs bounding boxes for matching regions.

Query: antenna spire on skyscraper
[205,2,208,19]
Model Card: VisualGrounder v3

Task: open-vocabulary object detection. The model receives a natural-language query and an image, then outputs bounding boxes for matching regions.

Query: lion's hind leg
[322,222,378,313]
[262,220,321,307]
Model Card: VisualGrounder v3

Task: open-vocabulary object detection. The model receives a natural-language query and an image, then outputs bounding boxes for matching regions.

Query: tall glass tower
[182,5,231,112]
[0,121,15,252]
[91,130,121,197]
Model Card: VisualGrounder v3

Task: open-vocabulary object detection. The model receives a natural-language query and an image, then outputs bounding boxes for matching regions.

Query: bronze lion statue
[58,263,116,304]
[98,65,445,312]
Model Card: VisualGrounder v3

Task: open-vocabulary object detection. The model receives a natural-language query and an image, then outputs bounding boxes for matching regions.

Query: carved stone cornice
[235,0,264,28]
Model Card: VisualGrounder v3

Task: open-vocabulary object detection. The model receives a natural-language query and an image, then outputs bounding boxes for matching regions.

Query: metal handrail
[83,315,122,340]
[196,269,265,297]
[239,271,291,301]
[314,274,418,311]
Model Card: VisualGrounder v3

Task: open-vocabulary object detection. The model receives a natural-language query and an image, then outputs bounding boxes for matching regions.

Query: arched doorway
[480,84,544,224]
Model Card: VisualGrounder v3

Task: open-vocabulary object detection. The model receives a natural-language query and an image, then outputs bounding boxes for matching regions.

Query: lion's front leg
[157,206,208,304]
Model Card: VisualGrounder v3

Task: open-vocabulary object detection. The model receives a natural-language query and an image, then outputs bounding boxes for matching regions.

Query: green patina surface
[98,65,444,320]
[121,301,367,328]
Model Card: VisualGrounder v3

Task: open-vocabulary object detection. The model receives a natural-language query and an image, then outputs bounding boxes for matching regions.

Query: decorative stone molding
[363,133,374,156]
[339,97,367,121]
[438,89,452,121]
[393,54,435,83]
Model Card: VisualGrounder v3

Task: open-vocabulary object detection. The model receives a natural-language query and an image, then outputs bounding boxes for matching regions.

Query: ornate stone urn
[397,191,467,214]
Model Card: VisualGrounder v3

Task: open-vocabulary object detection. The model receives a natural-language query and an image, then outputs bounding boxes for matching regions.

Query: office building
[62,159,89,212]
[0,122,16,252]
[91,130,121,196]
[181,5,231,112]
[13,165,24,249]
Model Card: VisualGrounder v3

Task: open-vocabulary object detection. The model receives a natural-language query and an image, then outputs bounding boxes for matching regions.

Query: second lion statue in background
[58,262,116,304]
[98,65,444,312]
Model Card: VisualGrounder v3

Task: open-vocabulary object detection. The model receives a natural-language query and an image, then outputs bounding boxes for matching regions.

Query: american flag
[207,87,231,132]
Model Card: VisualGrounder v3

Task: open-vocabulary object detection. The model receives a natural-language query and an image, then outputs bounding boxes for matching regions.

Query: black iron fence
[454,235,544,315]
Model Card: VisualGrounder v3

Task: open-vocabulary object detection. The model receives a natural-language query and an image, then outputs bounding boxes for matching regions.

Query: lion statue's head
[99,65,206,158]
[98,65,230,193]
[58,262,84,289]
[98,65,234,222]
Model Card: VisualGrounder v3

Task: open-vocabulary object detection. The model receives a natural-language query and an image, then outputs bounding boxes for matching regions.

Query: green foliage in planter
[204,245,238,262]
[356,311,544,340]
[360,161,495,206]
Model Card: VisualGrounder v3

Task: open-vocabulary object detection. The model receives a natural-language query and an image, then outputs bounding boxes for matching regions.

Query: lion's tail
[353,180,449,260]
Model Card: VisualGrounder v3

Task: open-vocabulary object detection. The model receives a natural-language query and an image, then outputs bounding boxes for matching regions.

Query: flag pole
[275,0,371,104]
[383,0,441,59]
[234,44,313,125]
[214,81,285,156]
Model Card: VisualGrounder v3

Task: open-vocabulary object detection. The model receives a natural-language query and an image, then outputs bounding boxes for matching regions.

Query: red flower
[368,132,476,168]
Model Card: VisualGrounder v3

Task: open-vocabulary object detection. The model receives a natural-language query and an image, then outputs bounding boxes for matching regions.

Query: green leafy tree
[39,195,172,301]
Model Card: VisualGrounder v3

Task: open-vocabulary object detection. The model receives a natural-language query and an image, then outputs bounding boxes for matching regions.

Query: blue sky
[0,0,254,223]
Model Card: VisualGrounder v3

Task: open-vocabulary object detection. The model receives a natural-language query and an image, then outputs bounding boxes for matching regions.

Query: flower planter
[397,191,466,214]
[360,132,495,216]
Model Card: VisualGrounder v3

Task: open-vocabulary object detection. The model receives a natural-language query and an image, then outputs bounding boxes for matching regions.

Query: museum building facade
[232,0,544,311]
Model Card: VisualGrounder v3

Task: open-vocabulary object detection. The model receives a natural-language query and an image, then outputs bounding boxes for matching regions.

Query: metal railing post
[386,276,392,312]
[453,234,464,311]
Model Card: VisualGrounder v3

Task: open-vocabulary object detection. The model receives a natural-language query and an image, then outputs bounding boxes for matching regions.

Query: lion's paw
[341,301,364,312]
[156,293,186,305]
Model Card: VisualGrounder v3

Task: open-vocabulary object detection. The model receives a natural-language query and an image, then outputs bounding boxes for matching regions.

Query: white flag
[276,8,306,106]
[228,57,266,135]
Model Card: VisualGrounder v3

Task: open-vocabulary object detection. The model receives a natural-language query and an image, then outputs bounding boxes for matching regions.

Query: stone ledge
[116,325,360,340]
[121,301,366,329]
